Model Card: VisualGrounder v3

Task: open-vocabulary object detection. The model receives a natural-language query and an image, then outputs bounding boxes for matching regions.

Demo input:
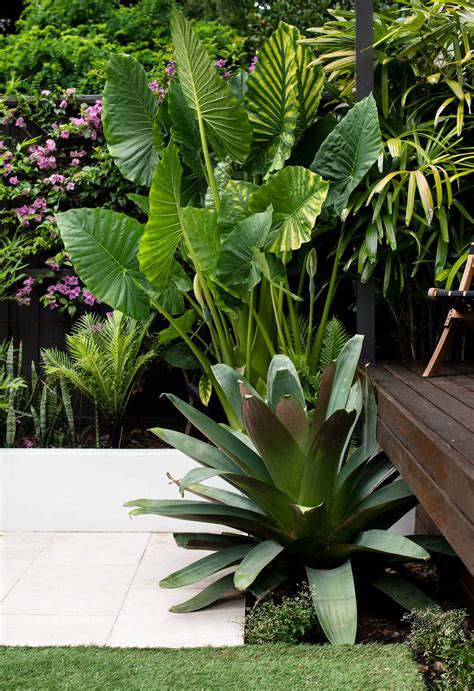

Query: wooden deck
[368,362,474,575]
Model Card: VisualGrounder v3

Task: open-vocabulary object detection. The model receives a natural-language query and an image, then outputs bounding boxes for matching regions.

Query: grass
[0,644,424,690]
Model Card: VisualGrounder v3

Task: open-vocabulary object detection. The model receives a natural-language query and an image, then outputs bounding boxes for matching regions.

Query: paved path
[0,532,244,647]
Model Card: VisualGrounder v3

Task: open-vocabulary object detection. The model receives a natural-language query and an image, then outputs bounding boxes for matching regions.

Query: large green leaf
[181,477,264,514]
[355,530,430,560]
[250,166,329,252]
[311,94,382,215]
[244,22,298,173]
[171,9,252,163]
[225,473,297,534]
[218,180,257,236]
[138,142,183,290]
[298,409,356,507]
[290,25,325,135]
[370,573,436,610]
[170,572,238,613]
[125,499,274,538]
[160,544,253,588]
[182,207,219,274]
[234,540,284,591]
[325,335,364,418]
[167,394,271,482]
[242,395,306,500]
[306,560,357,644]
[167,80,203,178]
[275,397,309,452]
[103,54,162,186]
[211,364,261,427]
[174,532,257,551]
[151,427,242,474]
[56,208,149,320]
[216,208,273,293]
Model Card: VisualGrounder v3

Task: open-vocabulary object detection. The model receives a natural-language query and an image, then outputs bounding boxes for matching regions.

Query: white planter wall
[0,448,230,533]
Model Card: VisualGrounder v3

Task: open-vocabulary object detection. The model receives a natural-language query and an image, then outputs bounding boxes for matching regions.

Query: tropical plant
[42,311,157,446]
[55,10,383,423]
[302,1,474,357]
[125,335,450,644]
[0,340,74,447]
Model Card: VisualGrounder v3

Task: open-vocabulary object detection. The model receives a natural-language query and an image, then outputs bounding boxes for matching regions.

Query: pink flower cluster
[249,55,258,73]
[43,275,100,310]
[14,197,47,227]
[29,139,57,170]
[43,173,75,192]
[1,142,14,176]
[149,60,176,104]
[68,99,102,140]
[15,277,35,306]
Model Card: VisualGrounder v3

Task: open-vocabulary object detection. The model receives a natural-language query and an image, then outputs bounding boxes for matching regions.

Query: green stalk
[309,236,342,373]
[270,285,288,354]
[246,288,254,382]
[150,298,239,428]
[286,279,302,354]
[306,277,315,366]
[251,306,275,358]
[197,112,220,212]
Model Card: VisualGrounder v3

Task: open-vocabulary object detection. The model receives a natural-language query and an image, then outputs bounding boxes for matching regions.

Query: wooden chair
[423,242,474,377]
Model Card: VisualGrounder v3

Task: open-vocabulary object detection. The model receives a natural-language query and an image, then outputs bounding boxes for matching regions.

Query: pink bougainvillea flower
[249,55,258,72]
[215,58,227,68]
[149,80,159,93]
[8,176,19,185]
[15,117,25,128]
[66,181,75,191]
[41,89,51,95]
[59,100,68,109]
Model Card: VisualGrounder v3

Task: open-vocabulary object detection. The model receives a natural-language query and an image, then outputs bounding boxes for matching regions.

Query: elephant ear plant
[54,9,383,423]
[125,336,449,644]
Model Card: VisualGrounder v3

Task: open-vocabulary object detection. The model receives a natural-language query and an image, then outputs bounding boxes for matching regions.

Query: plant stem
[306,278,315,366]
[246,288,254,382]
[196,112,220,212]
[270,285,287,354]
[309,235,342,373]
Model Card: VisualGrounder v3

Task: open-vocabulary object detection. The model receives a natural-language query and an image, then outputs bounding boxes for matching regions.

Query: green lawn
[0,644,424,690]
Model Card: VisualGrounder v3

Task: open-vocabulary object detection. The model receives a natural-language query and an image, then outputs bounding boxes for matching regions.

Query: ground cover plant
[55,9,384,421]
[404,607,474,689]
[125,335,453,644]
[0,644,425,691]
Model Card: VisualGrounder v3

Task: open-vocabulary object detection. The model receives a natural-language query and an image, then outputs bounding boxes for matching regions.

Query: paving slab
[0,532,244,647]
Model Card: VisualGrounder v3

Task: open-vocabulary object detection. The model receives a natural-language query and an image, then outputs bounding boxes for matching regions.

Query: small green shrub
[403,607,474,690]
[245,585,317,645]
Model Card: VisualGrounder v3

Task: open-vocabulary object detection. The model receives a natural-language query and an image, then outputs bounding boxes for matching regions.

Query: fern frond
[318,317,348,372]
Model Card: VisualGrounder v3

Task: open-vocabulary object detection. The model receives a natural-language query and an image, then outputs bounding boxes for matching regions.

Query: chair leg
[423,316,458,377]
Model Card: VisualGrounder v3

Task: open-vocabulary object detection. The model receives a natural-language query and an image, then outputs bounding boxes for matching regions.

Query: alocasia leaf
[167,80,203,178]
[311,94,382,215]
[250,166,329,252]
[218,180,258,237]
[216,207,273,293]
[103,54,163,186]
[171,9,252,164]
[244,22,298,174]
[56,208,149,320]
[138,142,183,290]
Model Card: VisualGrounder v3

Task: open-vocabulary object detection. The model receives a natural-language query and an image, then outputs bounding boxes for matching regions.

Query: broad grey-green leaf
[234,539,284,590]
[250,166,329,252]
[56,208,149,320]
[161,544,253,588]
[138,142,183,290]
[216,207,273,292]
[170,572,238,612]
[307,560,357,644]
[103,54,162,186]
[311,94,382,215]
[171,9,252,163]
[244,22,298,174]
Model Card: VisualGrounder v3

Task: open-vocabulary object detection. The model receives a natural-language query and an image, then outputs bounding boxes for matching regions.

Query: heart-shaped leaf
[103,54,162,186]
[56,208,149,319]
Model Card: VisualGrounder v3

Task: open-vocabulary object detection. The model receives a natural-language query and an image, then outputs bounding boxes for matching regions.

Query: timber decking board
[368,362,474,575]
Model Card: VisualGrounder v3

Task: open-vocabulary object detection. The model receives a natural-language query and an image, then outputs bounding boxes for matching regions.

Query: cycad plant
[126,336,448,644]
[42,311,157,446]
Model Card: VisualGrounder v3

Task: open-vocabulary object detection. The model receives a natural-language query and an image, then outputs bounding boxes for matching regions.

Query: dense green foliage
[42,311,157,445]
[0,0,247,92]
[404,608,474,690]
[56,12,383,417]
[304,0,474,357]
[0,645,425,691]
[245,585,317,644]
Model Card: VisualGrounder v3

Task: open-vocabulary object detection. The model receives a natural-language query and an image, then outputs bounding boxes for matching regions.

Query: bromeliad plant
[55,9,383,423]
[125,336,448,645]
